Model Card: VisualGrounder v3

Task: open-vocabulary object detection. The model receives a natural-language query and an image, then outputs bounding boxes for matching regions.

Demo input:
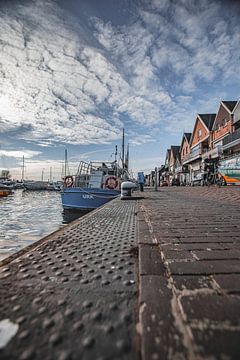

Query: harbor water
[0,189,87,261]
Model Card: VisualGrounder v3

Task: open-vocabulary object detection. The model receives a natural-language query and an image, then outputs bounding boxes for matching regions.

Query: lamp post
[155,167,158,191]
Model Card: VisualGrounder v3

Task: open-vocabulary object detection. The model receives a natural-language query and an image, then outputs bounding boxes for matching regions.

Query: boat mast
[22,155,25,181]
[115,145,118,177]
[125,143,129,171]
[122,128,125,170]
[64,149,67,178]
[115,145,118,164]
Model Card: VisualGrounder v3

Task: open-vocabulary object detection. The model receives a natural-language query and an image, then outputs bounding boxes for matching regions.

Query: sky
[0,0,239,180]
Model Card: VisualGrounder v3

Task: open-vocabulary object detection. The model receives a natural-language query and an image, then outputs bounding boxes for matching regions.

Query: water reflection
[0,189,91,261]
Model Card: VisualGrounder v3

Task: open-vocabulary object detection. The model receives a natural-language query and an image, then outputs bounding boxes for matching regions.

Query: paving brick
[164,250,195,261]
[193,250,240,260]
[213,274,240,293]
[181,293,240,325]
[161,229,240,237]
[137,227,153,244]
[139,275,187,360]
[162,236,239,243]
[192,329,240,360]
[173,275,213,291]
[162,243,234,251]
[169,260,240,275]
[139,244,165,275]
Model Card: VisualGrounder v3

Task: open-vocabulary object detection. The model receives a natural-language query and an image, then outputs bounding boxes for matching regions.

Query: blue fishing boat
[61,160,128,210]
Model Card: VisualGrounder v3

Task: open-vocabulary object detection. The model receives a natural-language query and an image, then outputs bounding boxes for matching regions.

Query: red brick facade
[191,117,210,149]
[180,135,191,162]
[212,103,232,144]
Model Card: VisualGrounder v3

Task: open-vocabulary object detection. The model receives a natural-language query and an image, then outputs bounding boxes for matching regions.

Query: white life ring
[105,176,118,190]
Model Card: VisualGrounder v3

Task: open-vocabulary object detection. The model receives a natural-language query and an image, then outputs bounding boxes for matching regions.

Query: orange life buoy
[64,175,74,188]
[105,176,118,190]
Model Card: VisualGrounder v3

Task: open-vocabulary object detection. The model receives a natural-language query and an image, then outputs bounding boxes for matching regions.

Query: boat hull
[61,187,120,210]
[0,189,13,197]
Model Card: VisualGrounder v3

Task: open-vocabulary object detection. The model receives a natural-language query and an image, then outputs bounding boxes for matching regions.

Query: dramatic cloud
[0,150,41,159]
[0,0,239,176]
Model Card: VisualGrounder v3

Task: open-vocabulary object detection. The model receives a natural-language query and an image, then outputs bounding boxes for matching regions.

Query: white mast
[122,128,125,170]
[22,155,25,181]
[64,149,67,177]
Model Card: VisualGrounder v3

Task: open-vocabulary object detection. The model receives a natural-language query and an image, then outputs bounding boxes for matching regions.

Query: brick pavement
[137,186,240,360]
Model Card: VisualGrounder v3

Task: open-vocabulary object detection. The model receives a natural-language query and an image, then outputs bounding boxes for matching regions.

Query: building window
[198,129,202,137]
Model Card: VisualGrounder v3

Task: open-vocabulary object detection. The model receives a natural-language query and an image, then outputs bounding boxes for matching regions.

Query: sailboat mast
[64,149,67,177]
[22,155,25,181]
[125,143,129,171]
[122,128,125,170]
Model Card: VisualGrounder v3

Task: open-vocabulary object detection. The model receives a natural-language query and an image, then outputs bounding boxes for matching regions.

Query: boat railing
[72,160,129,188]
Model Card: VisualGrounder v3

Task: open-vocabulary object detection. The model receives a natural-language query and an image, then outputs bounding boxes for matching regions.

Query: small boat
[61,160,128,210]
[0,184,13,197]
[23,181,49,191]
[23,180,62,191]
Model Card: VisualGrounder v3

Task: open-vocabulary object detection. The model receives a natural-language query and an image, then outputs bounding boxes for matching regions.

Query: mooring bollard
[121,181,136,199]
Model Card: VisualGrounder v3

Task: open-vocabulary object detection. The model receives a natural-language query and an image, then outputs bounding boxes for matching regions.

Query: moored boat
[23,180,62,191]
[0,184,13,197]
[23,181,49,191]
[61,160,128,210]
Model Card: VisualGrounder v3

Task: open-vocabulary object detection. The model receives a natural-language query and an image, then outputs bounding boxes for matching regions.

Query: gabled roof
[180,132,192,151]
[198,114,216,131]
[190,114,215,147]
[222,101,237,113]
[165,149,171,163]
[171,145,180,160]
[185,133,191,142]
